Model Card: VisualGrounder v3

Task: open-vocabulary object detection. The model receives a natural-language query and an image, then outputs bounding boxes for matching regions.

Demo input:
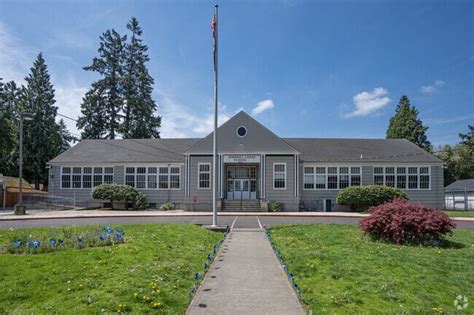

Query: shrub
[336,185,408,211]
[269,201,282,212]
[134,192,148,210]
[92,184,147,210]
[159,202,176,211]
[360,198,456,244]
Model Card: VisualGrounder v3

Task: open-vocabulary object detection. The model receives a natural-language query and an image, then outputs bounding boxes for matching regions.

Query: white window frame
[125,165,181,190]
[198,163,211,190]
[372,165,431,190]
[302,165,362,190]
[273,163,287,190]
[60,166,114,189]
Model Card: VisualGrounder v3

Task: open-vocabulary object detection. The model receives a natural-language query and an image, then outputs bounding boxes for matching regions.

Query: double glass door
[226,166,258,200]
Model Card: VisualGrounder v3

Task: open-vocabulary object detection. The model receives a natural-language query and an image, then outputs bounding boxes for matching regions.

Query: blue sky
[0,0,472,145]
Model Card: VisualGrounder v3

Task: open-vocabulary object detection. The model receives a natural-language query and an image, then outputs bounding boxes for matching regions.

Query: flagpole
[212,4,219,227]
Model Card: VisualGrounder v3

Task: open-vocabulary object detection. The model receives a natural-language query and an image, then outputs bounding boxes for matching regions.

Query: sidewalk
[187,229,304,315]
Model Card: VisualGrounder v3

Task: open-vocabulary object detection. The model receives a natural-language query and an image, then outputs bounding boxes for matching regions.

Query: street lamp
[14,113,34,215]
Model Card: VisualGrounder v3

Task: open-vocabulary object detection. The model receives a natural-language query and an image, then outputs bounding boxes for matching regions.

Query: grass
[443,210,474,218]
[0,224,222,314]
[269,224,473,314]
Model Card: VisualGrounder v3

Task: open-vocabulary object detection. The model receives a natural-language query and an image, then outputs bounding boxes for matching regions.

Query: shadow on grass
[364,235,467,249]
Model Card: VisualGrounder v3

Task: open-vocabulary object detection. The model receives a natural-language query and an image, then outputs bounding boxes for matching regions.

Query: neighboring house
[47,111,444,211]
[445,179,474,211]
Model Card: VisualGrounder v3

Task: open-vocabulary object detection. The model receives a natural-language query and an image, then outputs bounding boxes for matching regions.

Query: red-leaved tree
[360,198,456,244]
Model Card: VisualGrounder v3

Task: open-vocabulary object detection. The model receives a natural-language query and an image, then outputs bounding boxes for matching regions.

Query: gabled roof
[48,138,199,164]
[186,111,299,155]
[283,138,442,163]
[445,179,474,192]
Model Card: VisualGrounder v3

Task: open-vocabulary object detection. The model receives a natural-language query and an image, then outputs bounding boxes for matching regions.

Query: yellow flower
[134,293,138,297]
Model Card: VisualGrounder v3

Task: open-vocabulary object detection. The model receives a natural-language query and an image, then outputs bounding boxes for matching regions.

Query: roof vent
[360,154,364,159]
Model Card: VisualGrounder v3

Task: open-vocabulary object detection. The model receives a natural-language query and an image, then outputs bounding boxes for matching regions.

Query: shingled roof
[283,138,442,163]
[48,138,199,164]
[49,137,442,164]
[445,179,474,192]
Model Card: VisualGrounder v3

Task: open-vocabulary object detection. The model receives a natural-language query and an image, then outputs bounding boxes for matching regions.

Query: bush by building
[91,184,148,210]
[336,185,408,211]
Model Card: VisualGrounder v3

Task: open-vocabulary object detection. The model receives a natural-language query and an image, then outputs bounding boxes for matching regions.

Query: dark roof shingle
[445,179,474,192]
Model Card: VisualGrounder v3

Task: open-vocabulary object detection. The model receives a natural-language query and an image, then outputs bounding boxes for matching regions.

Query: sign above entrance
[223,154,260,163]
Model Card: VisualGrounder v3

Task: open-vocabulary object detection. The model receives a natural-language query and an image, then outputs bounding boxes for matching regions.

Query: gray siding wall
[48,164,186,209]
[265,155,299,211]
[299,163,444,210]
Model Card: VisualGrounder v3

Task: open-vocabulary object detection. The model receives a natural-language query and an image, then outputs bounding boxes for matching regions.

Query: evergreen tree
[79,29,126,139]
[459,124,474,148]
[120,17,161,138]
[386,95,431,151]
[0,80,20,176]
[77,83,108,139]
[20,53,72,188]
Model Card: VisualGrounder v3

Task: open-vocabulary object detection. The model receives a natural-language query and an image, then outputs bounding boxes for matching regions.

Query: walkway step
[187,230,304,315]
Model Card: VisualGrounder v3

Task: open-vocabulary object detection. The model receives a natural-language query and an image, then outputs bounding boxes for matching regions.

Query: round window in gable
[236,126,247,137]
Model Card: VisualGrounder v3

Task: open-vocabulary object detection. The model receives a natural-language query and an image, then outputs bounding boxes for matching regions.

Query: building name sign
[223,155,260,163]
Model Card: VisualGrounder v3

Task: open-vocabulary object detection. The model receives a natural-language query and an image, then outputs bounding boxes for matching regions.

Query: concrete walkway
[187,219,304,315]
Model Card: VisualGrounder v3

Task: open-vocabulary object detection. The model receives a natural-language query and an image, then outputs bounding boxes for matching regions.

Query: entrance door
[233,179,251,200]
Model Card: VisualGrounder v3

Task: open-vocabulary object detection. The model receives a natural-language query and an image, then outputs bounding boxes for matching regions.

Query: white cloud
[157,90,239,138]
[345,87,391,118]
[251,99,274,116]
[420,80,445,94]
[0,21,87,138]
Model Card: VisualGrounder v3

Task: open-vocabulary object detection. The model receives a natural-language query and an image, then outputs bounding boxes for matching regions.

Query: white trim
[198,162,212,190]
[323,198,332,212]
[60,165,114,190]
[124,165,182,191]
[236,125,248,138]
[273,162,287,190]
[302,165,362,191]
[372,165,431,190]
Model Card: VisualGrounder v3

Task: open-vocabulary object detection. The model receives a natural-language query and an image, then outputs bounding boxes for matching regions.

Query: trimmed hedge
[91,184,148,210]
[336,185,408,211]
[360,198,456,244]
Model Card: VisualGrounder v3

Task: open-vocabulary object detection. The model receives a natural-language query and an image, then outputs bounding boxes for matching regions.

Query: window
[236,126,247,137]
[315,167,326,189]
[304,166,361,190]
[125,167,135,187]
[125,165,180,189]
[199,163,211,189]
[170,167,180,189]
[273,163,286,189]
[373,166,430,190]
[61,166,114,189]
[303,167,314,189]
[61,167,71,188]
[83,167,92,188]
[159,167,169,189]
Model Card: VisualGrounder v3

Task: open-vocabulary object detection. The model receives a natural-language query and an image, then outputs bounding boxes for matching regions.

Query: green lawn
[0,224,222,314]
[269,224,473,314]
[443,210,474,218]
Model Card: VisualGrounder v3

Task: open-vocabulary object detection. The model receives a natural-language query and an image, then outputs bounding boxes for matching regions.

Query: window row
[303,166,361,190]
[125,166,180,189]
[373,166,430,189]
[61,166,114,189]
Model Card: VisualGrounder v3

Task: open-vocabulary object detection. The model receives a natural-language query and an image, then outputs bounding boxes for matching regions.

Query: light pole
[14,113,34,215]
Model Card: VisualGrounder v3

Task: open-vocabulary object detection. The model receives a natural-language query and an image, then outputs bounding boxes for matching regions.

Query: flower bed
[1,226,124,254]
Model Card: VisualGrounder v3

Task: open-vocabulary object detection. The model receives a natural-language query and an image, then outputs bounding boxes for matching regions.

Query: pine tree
[386,95,431,151]
[0,80,20,176]
[20,53,72,188]
[80,29,126,139]
[120,17,161,138]
[459,125,474,148]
